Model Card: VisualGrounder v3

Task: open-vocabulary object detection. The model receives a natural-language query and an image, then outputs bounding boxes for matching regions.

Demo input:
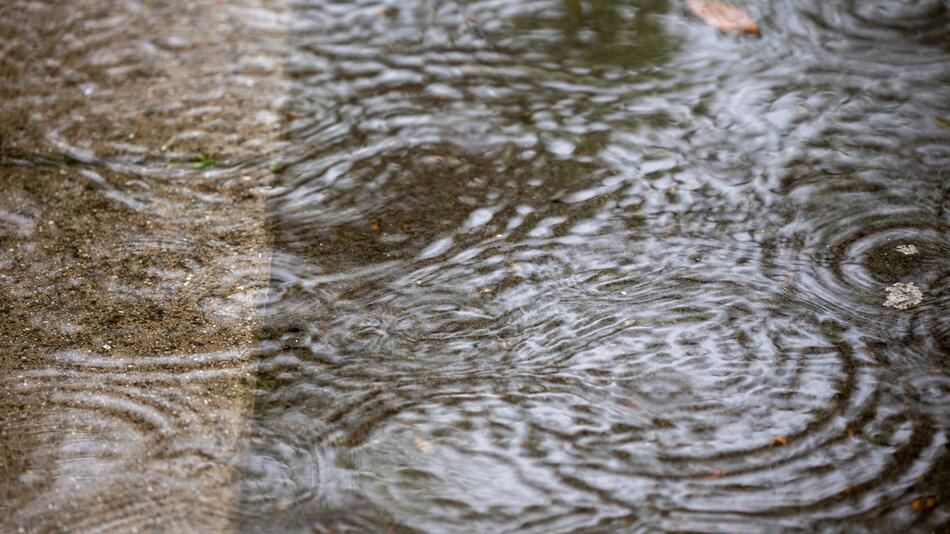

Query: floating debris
[896,244,918,256]
[883,282,922,310]
[688,0,759,36]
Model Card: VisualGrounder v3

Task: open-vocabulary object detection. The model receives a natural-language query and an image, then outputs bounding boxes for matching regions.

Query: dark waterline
[1,0,949,532]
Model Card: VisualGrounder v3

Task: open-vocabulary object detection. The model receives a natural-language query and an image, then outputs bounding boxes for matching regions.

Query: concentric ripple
[771,173,950,351]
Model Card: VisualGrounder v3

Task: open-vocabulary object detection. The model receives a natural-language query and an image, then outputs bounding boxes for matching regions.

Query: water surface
[1,0,948,531]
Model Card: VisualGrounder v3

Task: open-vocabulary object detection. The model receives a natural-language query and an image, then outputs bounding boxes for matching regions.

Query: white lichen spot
[896,244,919,255]
[883,282,923,310]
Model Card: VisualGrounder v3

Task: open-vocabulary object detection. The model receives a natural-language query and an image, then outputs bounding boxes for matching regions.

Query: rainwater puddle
[1,0,948,531]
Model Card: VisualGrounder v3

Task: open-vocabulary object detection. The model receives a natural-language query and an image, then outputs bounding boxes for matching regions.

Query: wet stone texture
[2,0,950,532]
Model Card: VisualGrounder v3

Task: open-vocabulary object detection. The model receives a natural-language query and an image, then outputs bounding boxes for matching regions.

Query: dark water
[2,0,949,532]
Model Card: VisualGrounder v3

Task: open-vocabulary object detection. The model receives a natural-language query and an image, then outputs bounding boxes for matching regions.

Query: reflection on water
[2,0,949,531]
[509,0,673,67]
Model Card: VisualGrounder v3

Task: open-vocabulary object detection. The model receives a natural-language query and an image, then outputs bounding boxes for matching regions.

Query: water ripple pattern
[1,0,948,532]
[242,0,949,532]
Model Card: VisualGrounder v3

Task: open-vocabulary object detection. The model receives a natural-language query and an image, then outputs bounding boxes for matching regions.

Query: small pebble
[896,244,918,255]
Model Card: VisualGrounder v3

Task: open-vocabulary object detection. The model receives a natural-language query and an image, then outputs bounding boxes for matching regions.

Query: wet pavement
[1,0,949,532]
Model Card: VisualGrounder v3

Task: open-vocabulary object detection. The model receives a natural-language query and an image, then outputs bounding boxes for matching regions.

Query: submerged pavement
[1,1,284,529]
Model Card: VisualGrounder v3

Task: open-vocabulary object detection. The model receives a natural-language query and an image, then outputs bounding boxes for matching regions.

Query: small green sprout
[192,152,217,170]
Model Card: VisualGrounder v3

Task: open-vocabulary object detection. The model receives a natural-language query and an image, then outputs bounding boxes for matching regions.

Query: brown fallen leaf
[771,435,788,446]
[688,0,759,36]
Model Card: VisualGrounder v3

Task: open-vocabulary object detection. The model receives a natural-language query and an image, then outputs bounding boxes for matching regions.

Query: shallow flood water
[1,0,949,532]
